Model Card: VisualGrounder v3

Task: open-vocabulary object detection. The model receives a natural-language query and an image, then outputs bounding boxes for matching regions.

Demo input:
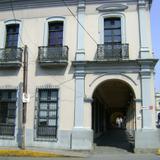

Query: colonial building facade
[0,0,159,152]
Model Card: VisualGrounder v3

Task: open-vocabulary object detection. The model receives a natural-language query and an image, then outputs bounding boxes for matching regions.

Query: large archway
[92,79,136,152]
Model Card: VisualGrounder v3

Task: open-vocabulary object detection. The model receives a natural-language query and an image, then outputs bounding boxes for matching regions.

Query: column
[135,64,160,151]
[76,0,85,61]
[72,0,93,150]
[140,69,153,129]
[74,0,85,130]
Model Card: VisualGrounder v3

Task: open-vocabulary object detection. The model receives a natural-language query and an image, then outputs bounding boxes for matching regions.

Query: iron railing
[96,43,129,60]
[38,46,68,63]
[0,48,23,63]
[0,124,15,136]
[37,126,57,139]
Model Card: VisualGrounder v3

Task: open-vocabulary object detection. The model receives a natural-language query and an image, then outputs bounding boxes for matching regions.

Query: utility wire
[9,0,86,95]
[10,0,25,46]
[62,0,98,45]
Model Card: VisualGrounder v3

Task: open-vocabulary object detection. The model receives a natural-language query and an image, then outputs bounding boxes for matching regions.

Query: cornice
[0,0,152,11]
[96,4,128,12]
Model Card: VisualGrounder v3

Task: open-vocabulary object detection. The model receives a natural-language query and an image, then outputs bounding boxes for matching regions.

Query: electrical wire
[10,0,25,46]
[62,0,98,45]
[8,0,85,95]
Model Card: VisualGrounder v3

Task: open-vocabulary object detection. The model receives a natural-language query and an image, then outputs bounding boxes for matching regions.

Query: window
[104,17,121,44]
[0,90,17,137]
[48,21,63,47]
[5,24,19,48]
[37,89,58,139]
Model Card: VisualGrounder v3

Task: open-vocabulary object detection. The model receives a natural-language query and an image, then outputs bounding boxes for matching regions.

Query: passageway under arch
[92,79,135,152]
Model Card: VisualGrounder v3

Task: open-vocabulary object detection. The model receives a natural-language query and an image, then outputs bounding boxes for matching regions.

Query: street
[0,154,159,160]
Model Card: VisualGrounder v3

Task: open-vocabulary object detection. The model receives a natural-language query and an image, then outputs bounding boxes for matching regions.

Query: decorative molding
[89,73,137,87]
[140,70,151,78]
[77,0,85,12]
[138,0,147,8]
[36,84,59,89]
[1,19,22,48]
[96,4,128,12]
[98,12,126,44]
[0,85,17,89]
[43,16,66,46]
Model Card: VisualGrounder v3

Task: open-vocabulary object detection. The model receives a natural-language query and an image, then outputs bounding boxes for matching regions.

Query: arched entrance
[92,79,135,152]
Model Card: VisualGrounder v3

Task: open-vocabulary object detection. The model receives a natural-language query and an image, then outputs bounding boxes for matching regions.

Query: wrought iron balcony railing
[38,46,68,66]
[0,124,15,137]
[96,43,129,60]
[0,47,23,67]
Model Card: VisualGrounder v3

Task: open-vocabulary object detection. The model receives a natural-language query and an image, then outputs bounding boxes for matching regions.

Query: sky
[151,0,160,92]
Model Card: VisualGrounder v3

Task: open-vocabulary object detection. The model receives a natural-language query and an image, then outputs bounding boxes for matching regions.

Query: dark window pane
[113,36,121,42]
[48,21,63,46]
[113,29,121,36]
[6,24,19,48]
[104,18,121,44]
[104,36,112,43]
[104,30,112,36]
[0,90,16,136]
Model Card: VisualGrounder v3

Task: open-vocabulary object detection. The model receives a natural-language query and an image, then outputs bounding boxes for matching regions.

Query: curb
[0,149,65,157]
[156,148,160,155]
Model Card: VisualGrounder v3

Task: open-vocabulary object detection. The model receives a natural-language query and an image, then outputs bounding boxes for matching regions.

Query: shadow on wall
[35,63,74,76]
[0,68,20,76]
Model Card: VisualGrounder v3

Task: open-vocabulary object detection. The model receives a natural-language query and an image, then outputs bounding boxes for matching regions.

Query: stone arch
[86,74,139,100]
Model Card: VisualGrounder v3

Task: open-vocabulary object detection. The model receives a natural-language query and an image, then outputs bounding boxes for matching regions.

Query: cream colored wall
[0,1,154,131]
[84,3,141,60]
[0,5,78,131]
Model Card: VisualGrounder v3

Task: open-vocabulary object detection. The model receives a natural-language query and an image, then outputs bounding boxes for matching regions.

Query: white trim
[1,19,22,48]
[43,16,66,46]
[98,13,126,44]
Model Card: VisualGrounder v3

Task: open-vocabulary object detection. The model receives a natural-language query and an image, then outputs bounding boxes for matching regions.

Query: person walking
[158,112,160,126]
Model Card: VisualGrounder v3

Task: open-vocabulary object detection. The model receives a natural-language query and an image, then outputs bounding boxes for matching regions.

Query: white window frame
[0,19,22,48]
[98,13,126,44]
[43,16,66,46]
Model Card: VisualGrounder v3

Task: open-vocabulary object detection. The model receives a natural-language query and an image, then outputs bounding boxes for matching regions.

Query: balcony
[95,43,129,61]
[0,48,23,68]
[38,46,68,67]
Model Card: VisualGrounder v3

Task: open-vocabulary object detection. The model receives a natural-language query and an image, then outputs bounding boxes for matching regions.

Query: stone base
[25,129,71,149]
[71,127,93,150]
[135,129,160,153]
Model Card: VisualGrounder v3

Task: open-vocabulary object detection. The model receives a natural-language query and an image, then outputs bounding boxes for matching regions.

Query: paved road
[0,154,159,160]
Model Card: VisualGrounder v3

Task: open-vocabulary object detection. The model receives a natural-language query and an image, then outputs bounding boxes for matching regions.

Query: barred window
[37,89,58,139]
[0,90,17,137]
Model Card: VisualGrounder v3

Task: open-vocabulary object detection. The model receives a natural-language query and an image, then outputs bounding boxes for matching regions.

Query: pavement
[0,129,159,160]
[0,153,159,160]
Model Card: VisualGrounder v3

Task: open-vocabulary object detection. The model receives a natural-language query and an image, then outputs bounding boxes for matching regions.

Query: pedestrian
[158,112,160,126]
[116,117,120,128]
[119,117,123,129]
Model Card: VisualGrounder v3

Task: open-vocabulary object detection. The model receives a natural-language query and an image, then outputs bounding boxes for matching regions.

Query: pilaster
[76,0,85,61]
[72,1,93,150]
[74,71,85,127]
[138,0,151,59]
[74,0,86,129]
[140,68,153,129]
